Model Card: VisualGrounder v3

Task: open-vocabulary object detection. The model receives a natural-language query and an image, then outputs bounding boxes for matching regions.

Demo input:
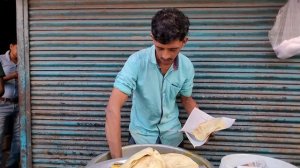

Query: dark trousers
[0,102,19,168]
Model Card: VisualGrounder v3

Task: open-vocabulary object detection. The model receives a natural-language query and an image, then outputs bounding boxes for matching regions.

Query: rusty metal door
[17,0,300,167]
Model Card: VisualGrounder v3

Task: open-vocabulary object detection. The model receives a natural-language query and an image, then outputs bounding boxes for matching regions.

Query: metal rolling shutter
[20,0,300,167]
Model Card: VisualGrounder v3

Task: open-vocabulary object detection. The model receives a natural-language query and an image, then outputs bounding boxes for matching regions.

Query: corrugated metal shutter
[21,0,300,167]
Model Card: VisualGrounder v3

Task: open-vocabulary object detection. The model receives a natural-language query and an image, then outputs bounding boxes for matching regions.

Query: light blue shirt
[0,51,18,99]
[114,45,194,146]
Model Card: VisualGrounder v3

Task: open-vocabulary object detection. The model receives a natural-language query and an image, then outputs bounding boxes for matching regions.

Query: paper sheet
[181,108,235,147]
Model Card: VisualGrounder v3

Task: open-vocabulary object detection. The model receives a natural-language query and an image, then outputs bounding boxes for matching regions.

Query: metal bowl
[86,144,214,168]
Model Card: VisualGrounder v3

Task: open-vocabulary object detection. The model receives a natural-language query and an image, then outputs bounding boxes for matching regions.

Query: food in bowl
[117,147,198,168]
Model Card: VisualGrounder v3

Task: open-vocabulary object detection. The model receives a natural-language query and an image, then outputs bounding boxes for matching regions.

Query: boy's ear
[183,37,189,45]
[150,33,154,40]
[150,33,157,43]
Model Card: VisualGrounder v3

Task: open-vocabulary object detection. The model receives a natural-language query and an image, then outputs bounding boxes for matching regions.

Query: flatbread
[192,118,226,141]
[120,147,165,168]
[130,154,165,168]
[111,164,122,168]
[162,153,198,168]
[120,148,199,168]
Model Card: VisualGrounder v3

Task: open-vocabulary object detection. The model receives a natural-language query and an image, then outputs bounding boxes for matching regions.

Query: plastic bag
[268,0,300,59]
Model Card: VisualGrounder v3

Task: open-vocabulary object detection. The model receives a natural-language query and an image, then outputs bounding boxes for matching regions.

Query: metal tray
[86,144,214,168]
[85,158,127,168]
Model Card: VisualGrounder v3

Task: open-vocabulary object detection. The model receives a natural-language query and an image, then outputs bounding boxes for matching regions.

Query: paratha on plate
[192,118,226,141]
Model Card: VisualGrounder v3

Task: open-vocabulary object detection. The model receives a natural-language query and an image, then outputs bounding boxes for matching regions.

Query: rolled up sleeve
[179,65,194,97]
[114,55,139,96]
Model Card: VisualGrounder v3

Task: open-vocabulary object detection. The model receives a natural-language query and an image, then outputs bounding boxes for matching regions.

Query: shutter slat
[26,0,300,167]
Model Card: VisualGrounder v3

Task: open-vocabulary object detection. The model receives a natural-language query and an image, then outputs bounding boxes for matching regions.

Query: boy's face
[10,44,18,60]
[152,36,188,67]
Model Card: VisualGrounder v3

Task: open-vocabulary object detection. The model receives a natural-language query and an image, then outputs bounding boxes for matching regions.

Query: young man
[105,8,197,158]
[0,65,4,96]
[0,39,19,167]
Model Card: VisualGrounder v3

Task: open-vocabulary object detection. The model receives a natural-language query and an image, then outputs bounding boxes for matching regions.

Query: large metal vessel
[86,144,214,168]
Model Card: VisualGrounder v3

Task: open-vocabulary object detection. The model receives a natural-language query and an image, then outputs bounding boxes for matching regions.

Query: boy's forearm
[181,96,198,114]
[105,106,122,158]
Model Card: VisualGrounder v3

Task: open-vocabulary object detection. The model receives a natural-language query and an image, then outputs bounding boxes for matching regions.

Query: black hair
[9,37,17,45]
[151,8,190,44]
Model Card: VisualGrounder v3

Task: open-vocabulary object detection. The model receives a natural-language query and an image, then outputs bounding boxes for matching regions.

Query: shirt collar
[173,56,178,70]
[5,50,10,61]
[150,45,179,71]
[5,50,17,65]
[150,45,157,65]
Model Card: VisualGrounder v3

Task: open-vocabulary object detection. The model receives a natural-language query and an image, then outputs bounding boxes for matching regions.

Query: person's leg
[6,104,19,168]
[0,113,6,168]
[155,137,161,144]
[0,103,11,168]
[128,133,136,145]
[178,141,184,148]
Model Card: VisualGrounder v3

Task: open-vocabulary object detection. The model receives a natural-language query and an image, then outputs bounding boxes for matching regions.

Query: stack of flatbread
[192,118,227,141]
[118,147,199,168]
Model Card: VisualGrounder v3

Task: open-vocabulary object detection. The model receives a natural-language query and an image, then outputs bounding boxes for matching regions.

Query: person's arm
[181,96,216,139]
[105,88,129,159]
[0,63,5,96]
[181,96,197,115]
[3,71,17,81]
[0,78,4,96]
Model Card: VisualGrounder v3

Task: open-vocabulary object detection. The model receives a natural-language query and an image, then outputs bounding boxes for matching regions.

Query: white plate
[219,154,298,168]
